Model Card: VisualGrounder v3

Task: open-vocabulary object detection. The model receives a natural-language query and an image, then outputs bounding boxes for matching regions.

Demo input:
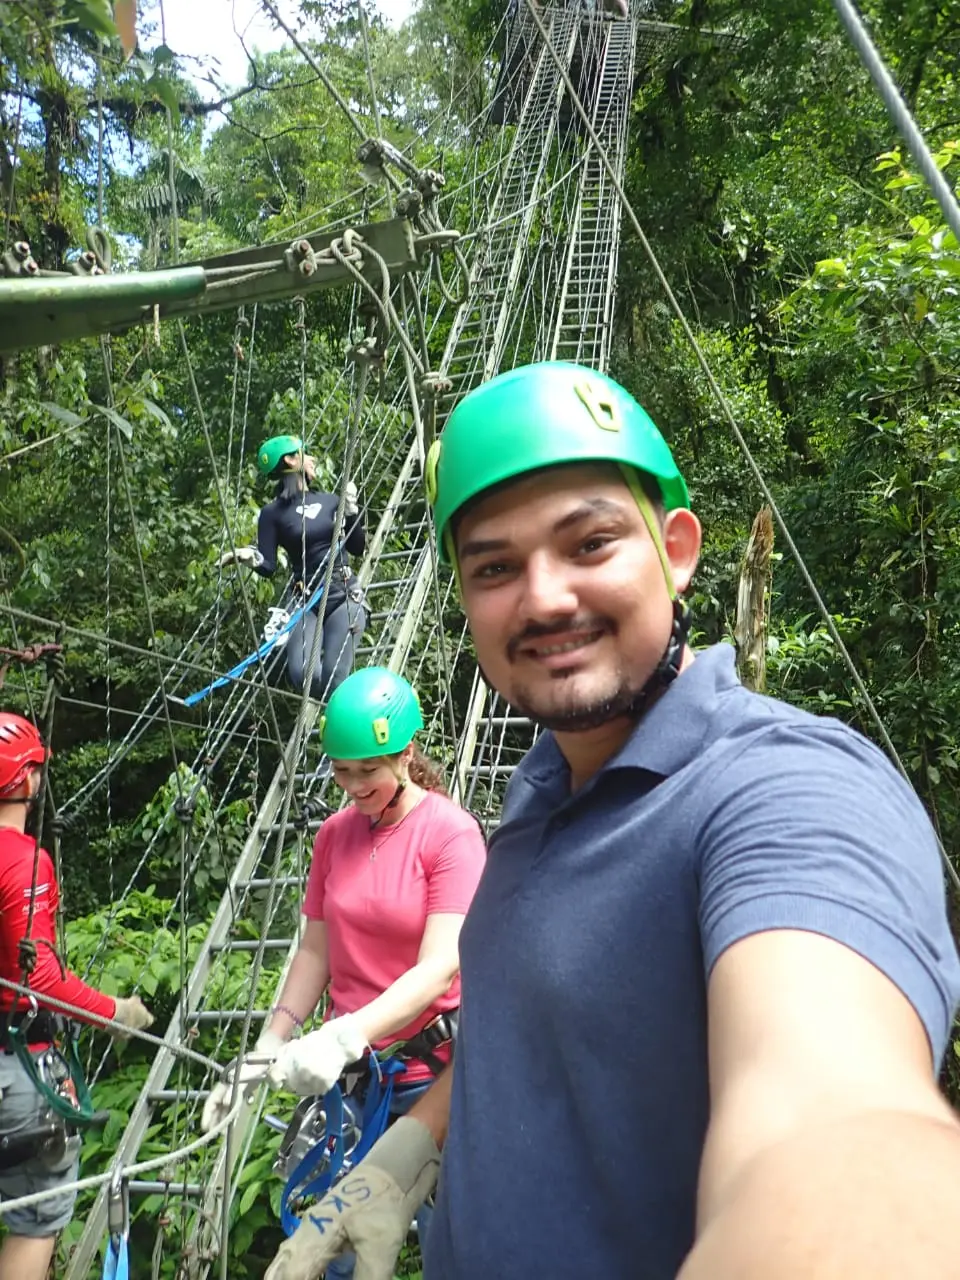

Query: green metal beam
[0,267,207,352]
[0,218,421,354]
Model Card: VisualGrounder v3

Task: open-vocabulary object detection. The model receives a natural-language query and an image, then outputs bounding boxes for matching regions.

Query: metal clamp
[19,992,38,1037]
[107,1165,130,1241]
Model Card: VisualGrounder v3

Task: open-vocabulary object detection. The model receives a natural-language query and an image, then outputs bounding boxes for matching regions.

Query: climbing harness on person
[275,1051,408,1237]
[0,699,153,1279]
[210,432,367,706]
[174,546,344,708]
[274,1013,459,1236]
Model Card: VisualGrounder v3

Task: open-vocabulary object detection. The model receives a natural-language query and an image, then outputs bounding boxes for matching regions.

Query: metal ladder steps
[128,1180,204,1196]
[375,548,425,562]
[264,818,323,837]
[148,1089,211,1105]
[209,938,296,954]
[364,576,420,593]
[237,875,303,891]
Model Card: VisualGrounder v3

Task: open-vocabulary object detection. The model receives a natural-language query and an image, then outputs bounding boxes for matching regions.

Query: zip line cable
[831,0,960,244]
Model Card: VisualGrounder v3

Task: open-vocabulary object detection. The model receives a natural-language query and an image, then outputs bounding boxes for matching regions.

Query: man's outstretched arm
[680,929,960,1280]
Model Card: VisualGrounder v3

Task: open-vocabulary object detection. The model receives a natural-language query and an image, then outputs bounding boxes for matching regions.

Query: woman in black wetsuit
[221,433,368,701]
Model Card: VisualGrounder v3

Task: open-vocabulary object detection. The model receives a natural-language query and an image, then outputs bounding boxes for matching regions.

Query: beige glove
[201,1028,285,1133]
[219,546,262,569]
[267,1013,367,1095]
[111,995,154,1040]
[264,1116,440,1280]
[342,481,359,519]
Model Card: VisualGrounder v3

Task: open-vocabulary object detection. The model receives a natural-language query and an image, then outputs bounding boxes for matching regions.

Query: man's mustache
[506,616,613,662]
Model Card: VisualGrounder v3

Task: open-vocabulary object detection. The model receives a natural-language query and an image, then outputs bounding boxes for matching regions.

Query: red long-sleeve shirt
[0,828,115,1024]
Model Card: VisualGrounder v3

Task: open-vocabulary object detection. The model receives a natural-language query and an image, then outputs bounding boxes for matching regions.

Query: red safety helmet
[0,714,48,797]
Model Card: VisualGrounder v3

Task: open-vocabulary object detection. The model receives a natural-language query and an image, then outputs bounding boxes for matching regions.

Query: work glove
[264,1116,440,1280]
[267,1013,367,1096]
[111,995,154,1040]
[342,481,359,518]
[201,1028,285,1133]
[219,546,262,569]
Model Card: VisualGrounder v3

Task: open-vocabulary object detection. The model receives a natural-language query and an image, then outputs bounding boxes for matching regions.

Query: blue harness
[279,1054,408,1237]
[179,542,345,708]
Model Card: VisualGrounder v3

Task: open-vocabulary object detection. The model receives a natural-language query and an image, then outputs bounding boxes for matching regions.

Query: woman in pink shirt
[203,667,486,1272]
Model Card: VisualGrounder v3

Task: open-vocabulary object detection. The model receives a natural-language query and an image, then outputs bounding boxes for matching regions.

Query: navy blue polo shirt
[425,644,960,1280]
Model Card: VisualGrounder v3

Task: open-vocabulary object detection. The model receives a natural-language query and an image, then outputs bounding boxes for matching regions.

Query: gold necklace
[368,792,426,861]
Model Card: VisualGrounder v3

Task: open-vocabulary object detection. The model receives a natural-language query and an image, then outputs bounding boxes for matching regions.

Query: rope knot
[284,239,318,277]
[396,188,423,219]
[44,645,66,687]
[347,335,385,368]
[420,372,452,400]
[17,937,37,977]
[173,798,196,826]
[416,168,445,198]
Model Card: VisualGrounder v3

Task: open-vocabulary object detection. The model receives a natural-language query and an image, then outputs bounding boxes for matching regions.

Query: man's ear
[664,508,702,596]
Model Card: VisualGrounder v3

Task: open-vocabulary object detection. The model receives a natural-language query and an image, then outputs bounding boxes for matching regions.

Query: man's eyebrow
[458,536,510,562]
[552,497,628,533]
[458,498,629,561]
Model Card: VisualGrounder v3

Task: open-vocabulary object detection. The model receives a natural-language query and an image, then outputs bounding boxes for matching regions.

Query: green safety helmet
[257,434,304,477]
[425,362,689,565]
[319,667,424,760]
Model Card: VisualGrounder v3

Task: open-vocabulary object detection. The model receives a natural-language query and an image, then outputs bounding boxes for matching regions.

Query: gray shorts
[0,1050,80,1237]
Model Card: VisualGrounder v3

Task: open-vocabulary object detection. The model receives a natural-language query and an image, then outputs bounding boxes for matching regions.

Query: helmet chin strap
[623,596,690,719]
[370,766,409,830]
[617,466,691,718]
[0,771,41,808]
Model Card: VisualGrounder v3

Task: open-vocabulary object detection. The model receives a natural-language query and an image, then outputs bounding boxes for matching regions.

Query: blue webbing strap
[280,1055,407,1236]
[181,541,345,707]
[102,1235,129,1280]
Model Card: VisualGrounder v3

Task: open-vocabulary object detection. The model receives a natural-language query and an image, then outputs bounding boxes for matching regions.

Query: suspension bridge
[0,0,956,1276]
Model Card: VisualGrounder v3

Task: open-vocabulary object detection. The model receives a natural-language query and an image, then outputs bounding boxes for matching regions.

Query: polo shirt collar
[515,644,742,793]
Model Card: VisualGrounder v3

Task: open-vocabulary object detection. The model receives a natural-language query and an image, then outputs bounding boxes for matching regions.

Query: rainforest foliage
[1,0,959,1272]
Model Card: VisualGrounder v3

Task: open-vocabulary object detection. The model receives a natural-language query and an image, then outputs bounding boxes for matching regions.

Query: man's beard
[509,667,649,732]
[497,616,645,731]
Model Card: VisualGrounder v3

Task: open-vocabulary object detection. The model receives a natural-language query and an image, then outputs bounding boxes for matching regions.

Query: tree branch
[94,70,322,123]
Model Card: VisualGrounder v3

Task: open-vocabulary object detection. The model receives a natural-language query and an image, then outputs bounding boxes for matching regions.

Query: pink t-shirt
[303,789,486,1081]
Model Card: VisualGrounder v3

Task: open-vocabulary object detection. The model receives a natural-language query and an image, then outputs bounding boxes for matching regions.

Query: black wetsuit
[254,489,365,606]
[254,488,367,701]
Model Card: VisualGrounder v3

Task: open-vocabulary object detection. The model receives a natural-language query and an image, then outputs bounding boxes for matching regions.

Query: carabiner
[107,1165,129,1242]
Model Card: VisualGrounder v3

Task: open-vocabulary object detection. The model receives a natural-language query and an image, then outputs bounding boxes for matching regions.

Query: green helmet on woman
[257,434,303,477]
[319,667,424,760]
[425,361,689,566]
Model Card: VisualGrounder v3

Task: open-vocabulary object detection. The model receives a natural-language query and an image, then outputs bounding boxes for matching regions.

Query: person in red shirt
[201,668,486,1276]
[0,713,153,1280]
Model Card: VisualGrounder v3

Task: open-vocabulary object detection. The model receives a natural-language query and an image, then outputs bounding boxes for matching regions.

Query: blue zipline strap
[280,1055,407,1236]
[102,1235,129,1280]
[181,542,344,707]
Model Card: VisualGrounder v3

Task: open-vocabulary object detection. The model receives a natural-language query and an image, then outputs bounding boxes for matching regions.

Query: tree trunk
[735,505,774,693]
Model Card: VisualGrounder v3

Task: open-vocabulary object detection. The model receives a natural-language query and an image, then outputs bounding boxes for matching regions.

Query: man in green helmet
[266,362,960,1280]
